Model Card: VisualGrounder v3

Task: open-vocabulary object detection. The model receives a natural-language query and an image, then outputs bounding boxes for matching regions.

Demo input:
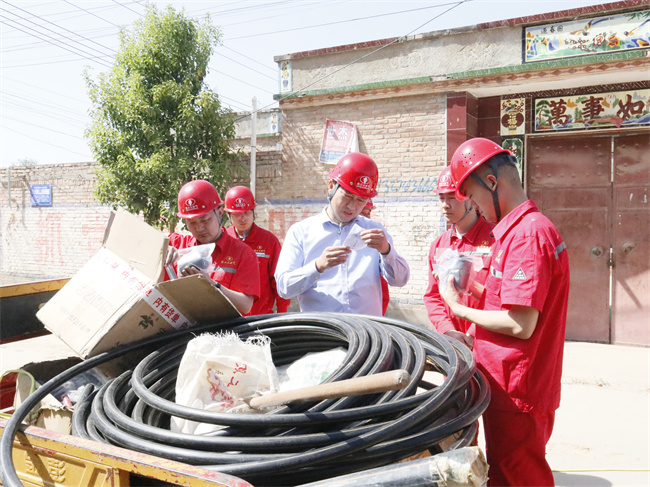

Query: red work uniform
[380,277,389,316]
[168,232,260,302]
[424,216,495,334]
[474,200,570,487]
[226,223,290,316]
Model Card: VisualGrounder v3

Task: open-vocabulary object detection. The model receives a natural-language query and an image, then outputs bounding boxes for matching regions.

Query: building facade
[271,0,649,344]
[1,1,647,345]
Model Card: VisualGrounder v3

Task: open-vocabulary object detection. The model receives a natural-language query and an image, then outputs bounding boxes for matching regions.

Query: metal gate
[527,132,649,345]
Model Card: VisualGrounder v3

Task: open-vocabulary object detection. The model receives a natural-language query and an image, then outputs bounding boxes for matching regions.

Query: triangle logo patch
[513,267,527,281]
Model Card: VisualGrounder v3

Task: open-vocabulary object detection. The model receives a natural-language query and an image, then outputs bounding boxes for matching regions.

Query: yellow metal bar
[0,418,253,487]
[0,279,70,299]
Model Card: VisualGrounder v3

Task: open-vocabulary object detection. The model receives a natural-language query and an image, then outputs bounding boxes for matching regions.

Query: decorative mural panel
[501,137,524,181]
[500,98,526,135]
[524,9,650,63]
[279,60,292,93]
[269,111,280,133]
[534,88,650,132]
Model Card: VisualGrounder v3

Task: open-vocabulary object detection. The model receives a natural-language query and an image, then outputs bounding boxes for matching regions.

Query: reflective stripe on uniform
[555,242,567,259]
[214,266,237,274]
[490,266,503,278]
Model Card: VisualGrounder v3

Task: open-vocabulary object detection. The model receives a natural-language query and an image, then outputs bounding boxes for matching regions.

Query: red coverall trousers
[483,407,556,487]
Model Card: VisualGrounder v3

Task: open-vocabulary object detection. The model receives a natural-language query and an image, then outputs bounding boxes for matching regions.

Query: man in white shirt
[275,152,410,315]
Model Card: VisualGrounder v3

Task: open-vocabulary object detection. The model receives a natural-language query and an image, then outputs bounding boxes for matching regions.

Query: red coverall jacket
[424,216,495,335]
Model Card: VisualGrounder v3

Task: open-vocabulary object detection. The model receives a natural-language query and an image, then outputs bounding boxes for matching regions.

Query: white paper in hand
[343,223,367,250]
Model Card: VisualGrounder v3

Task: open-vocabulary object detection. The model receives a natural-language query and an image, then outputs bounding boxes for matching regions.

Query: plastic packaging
[171,332,279,435]
[176,243,215,274]
[434,248,482,295]
[276,347,347,392]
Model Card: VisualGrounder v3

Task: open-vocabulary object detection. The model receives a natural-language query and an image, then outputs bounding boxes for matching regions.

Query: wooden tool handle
[248,369,411,409]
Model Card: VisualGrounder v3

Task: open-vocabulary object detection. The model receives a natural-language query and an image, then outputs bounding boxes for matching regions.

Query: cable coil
[1,313,489,487]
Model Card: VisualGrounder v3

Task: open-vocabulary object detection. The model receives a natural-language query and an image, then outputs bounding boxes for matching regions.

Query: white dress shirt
[275,208,410,315]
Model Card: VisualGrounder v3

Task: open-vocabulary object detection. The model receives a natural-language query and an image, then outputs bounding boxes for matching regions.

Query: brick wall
[0,153,285,282]
[0,101,446,327]
[0,163,112,280]
[275,93,449,325]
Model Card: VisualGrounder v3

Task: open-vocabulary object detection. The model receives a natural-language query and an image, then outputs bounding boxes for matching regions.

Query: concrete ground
[546,342,650,487]
[1,337,649,486]
[474,341,650,487]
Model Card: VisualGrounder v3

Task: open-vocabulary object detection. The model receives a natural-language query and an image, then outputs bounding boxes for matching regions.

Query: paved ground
[2,337,649,486]
[546,342,650,487]
[474,341,650,487]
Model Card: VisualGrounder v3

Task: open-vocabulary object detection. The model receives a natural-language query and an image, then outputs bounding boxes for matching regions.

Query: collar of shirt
[317,207,361,231]
[236,222,257,241]
[450,216,489,245]
[492,200,539,241]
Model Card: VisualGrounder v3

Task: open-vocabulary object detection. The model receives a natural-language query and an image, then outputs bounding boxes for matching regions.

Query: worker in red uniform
[166,180,260,315]
[442,138,570,487]
[224,185,290,316]
[423,166,494,349]
[361,199,390,316]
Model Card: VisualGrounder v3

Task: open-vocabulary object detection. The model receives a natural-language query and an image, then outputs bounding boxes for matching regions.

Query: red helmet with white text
[328,152,379,198]
[365,199,375,209]
[435,166,456,194]
[177,180,222,218]
[224,186,256,213]
[450,138,512,201]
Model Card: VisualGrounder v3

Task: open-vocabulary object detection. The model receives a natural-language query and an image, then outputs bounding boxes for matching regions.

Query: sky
[0,0,612,168]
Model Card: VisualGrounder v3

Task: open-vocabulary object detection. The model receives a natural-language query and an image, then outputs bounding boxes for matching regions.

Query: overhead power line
[226,2,465,40]
[2,124,91,158]
[0,11,115,69]
[235,0,471,120]
[62,0,120,27]
[2,1,117,56]
[213,51,276,81]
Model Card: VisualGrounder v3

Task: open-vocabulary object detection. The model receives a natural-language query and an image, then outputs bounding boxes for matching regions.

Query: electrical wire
[0,312,489,487]
[230,0,471,120]
[226,2,467,40]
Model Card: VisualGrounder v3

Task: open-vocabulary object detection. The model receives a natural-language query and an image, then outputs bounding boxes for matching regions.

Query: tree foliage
[85,5,242,230]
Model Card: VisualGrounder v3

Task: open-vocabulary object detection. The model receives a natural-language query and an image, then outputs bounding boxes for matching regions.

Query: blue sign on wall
[30,184,52,207]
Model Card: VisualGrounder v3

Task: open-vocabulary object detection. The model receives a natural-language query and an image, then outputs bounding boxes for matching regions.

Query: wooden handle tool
[248,369,411,409]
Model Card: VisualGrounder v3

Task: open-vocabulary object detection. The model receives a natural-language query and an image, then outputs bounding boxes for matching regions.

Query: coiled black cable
[0,313,489,487]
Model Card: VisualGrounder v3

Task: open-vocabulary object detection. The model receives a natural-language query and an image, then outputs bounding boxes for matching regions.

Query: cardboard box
[37,209,240,358]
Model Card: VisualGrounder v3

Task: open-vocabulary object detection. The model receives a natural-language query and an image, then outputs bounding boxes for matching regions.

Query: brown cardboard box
[37,209,240,358]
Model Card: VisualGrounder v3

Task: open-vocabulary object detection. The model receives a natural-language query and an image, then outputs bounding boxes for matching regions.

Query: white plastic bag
[277,347,347,392]
[433,248,483,295]
[176,243,215,274]
[171,332,279,435]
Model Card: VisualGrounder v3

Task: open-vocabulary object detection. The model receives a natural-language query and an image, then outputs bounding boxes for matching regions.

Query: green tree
[85,4,241,230]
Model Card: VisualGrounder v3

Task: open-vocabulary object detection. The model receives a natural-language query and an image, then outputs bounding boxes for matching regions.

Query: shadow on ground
[553,472,613,487]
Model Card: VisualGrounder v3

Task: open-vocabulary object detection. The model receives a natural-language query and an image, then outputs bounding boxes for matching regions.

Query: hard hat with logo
[177,180,222,218]
[365,199,375,209]
[435,166,457,194]
[328,152,379,198]
[450,138,513,201]
[224,186,256,213]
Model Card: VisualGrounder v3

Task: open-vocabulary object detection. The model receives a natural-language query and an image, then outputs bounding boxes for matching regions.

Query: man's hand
[361,229,390,254]
[445,330,475,350]
[165,246,179,266]
[315,246,351,273]
[440,275,463,314]
[179,264,210,279]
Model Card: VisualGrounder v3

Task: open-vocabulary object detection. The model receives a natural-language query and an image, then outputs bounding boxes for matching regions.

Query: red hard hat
[328,152,379,198]
[450,138,512,201]
[435,166,456,194]
[177,180,222,218]
[224,186,256,213]
[365,199,375,209]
